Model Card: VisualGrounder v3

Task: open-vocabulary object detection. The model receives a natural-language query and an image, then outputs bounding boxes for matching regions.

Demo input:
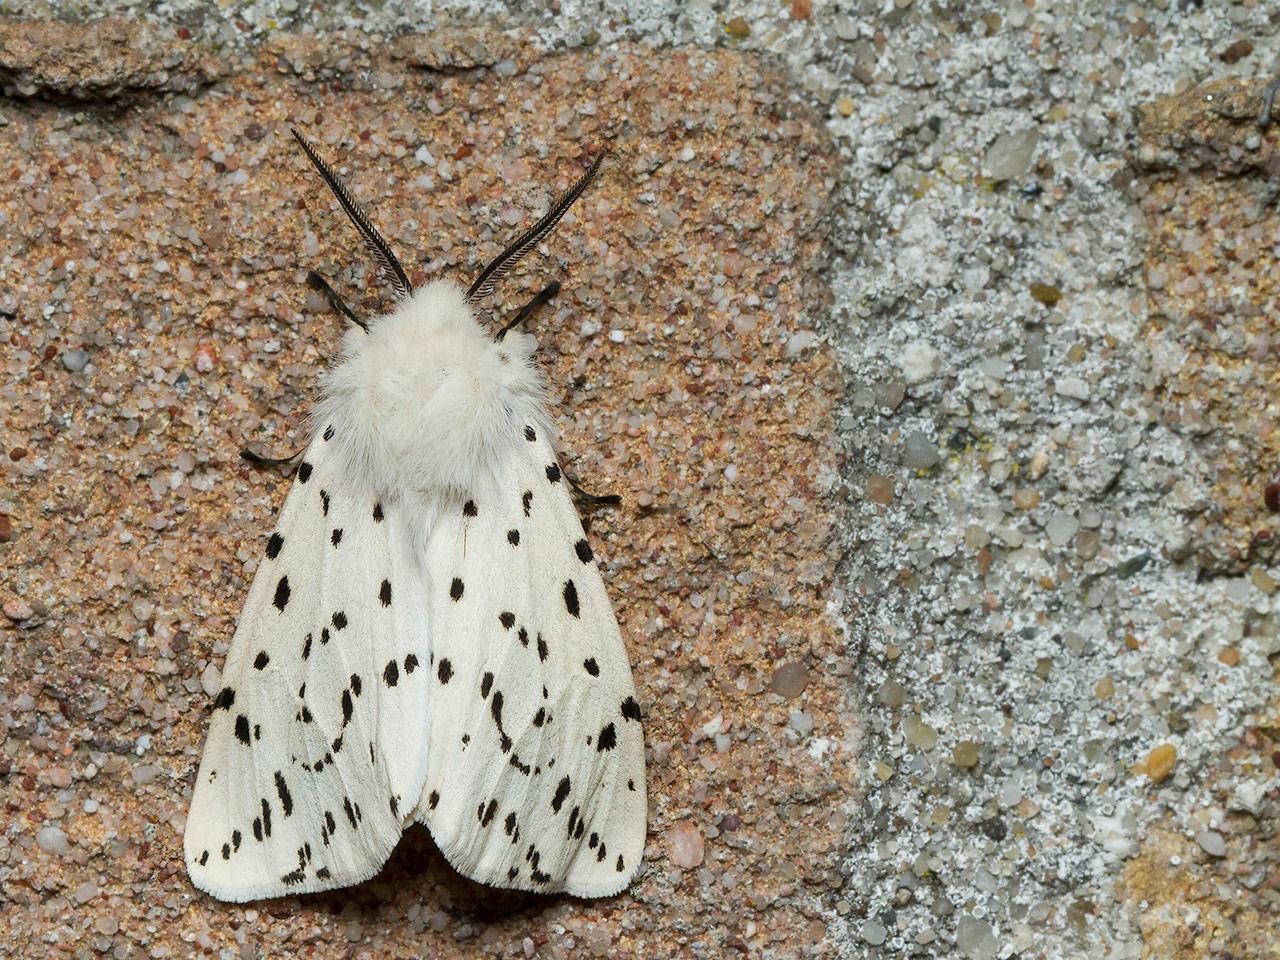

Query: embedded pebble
[61,348,90,372]
[3,599,35,621]
[1045,511,1079,547]
[955,916,998,960]
[1196,830,1227,858]
[902,431,940,470]
[768,661,809,699]
[1054,376,1090,401]
[983,128,1039,181]
[788,709,814,736]
[898,341,940,384]
[666,821,705,869]
[36,826,70,856]
[860,919,887,945]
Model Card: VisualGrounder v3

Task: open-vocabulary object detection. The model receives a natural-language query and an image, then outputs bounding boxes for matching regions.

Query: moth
[183,130,646,902]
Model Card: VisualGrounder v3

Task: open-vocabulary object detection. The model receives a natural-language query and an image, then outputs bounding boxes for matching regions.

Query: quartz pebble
[898,341,941,384]
[983,128,1039,180]
[36,826,70,856]
[666,821,705,869]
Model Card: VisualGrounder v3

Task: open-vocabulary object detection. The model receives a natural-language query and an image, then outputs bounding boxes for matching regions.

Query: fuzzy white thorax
[314,280,553,498]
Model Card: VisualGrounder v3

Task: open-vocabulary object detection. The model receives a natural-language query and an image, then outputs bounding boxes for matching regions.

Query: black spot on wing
[437,658,453,684]
[463,499,478,517]
[563,580,580,618]
[545,463,561,483]
[261,797,272,838]
[332,611,347,630]
[384,660,399,687]
[450,577,464,601]
[404,653,418,673]
[302,633,312,660]
[331,528,343,547]
[478,798,497,827]
[265,533,283,559]
[373,502,384,521]
[321,490,330,516]
[297,462,312,483]
[617,855,625,872]
[522,490,532,517]
[235,715,251,745]
[575,538,593,562]
[344,797,358,829]
[583,657,599,676]
[428,790,439,810]
[551,775,571,814]
[536,634,548,662]
[507,529,520,546]
[499,611,515,630]
[524,425,536,441]
[597,722,617,752]
[323,424,334,441]
[273,575,290,610]
[621,696,642,721]
[198,850,209,866]
[254,651,269,670]
[379,579,392,606]
[480,672,493,699]
[341,690,353,725]
[491,691,510,753]
[213,687,235,710]
[275,770,293,817]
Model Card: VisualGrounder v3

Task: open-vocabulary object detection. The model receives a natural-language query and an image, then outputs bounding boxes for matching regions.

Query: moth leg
[307,269,368,332]
[240,447,304,469]
[564,469,622,508]
[496,280,561,341]
[1261,78,1280,129]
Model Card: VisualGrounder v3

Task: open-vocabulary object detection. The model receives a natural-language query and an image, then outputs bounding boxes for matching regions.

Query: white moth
[183,130,646,902]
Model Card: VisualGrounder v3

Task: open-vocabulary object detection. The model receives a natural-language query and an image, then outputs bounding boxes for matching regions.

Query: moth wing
[184,434,433,901]
[412,429,646,897]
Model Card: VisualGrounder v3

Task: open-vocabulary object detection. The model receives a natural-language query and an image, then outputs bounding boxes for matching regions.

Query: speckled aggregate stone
[0,22,848,959]
[1137,75,1280,575]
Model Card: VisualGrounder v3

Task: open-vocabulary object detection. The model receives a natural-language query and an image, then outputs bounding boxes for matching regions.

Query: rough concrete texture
[0,21,848,959]
[5,2,1280,958]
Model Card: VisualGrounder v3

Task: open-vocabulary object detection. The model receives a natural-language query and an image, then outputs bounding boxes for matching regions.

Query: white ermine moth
[183,129,646,901]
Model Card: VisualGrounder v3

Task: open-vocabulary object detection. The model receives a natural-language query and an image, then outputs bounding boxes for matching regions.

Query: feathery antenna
[466,148,610,303]
[290,128,413,301]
